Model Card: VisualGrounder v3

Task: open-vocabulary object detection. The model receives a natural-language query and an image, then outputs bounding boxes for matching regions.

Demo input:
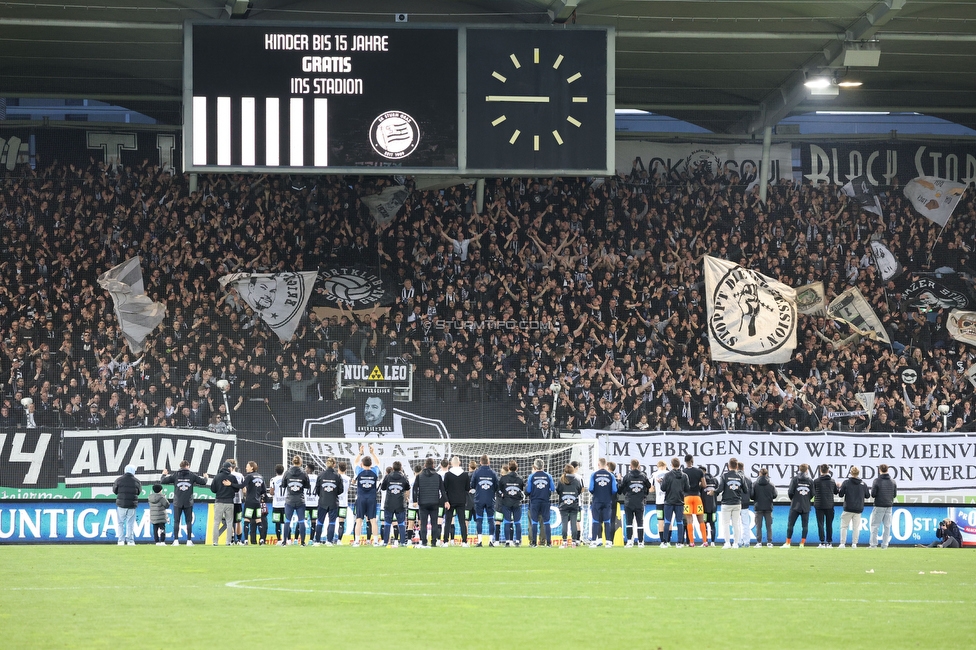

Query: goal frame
[282,437,601,543]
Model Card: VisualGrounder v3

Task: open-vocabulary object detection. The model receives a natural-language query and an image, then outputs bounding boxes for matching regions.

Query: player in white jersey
[230,460,245,544]
[304,464,319,532]
[651,460,668,545]
[336,460,351,544]
[270,464,286,543]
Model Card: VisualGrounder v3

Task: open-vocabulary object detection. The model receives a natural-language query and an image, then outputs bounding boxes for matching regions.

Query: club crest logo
[369,111,420,160]
[317,268,386,307]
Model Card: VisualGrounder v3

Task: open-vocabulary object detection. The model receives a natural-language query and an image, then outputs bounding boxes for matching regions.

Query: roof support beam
[733,0,906,135]
[0,18,182,30]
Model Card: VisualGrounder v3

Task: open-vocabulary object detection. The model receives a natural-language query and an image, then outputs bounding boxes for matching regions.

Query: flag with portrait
[218,271,317,343]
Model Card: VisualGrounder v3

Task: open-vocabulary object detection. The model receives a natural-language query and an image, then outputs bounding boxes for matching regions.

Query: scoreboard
[183,22,613,175]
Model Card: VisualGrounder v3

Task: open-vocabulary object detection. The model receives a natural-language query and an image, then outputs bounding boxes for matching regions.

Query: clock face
[466,29,609,172]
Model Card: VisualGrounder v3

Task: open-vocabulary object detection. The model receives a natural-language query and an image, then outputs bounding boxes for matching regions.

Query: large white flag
[947,310,976,347]
[97,257,166,353]
[904,176,967,227]
[704,255,797,364]
[870,240,904,281]
[219,272,317,342]
[795,281,826,317]
[827,287,891,344]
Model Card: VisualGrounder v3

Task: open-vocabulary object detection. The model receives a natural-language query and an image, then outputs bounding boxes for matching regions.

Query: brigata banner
[582,430,976,492]
[62,428,236,489]
[0,500,209,543]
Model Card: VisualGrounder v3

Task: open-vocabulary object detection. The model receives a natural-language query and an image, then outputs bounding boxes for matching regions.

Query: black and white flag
[795,282,826,317]
[219,271,317,342]
[827,287,891,344]
[97,257,167,353]
[947,310,976,347]
[362,185,409,229]
[841,175,883,216]
[870,241,903,281]
[704,256,797,364]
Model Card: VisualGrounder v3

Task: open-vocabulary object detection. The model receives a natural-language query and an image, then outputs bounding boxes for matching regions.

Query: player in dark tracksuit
[313,457,344,545]
[702,469,719,545]
[470,455,499,547]
[381,461,411,546]
[498,462,525,546]
[556,464,583,546]
[413,458,447,547]
[160,460,209,545]
[526,460,555,547]
[785,463,814,547]
[588,458,617,547]
[661,459,689,547]
[282,456,310,546]
[442,457,470,545]
[242,462,267,545]
[813,464,839,547]
[619,459,652,547]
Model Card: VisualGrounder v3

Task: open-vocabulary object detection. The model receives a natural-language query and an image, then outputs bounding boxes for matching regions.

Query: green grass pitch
[1,545,973,649]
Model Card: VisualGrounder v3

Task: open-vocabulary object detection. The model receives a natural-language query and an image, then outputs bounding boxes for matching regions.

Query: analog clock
[466,28,609,172]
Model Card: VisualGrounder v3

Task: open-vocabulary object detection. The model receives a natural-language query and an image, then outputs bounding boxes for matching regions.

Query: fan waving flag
[870,240,904,281]
[362,185,409,229]
[827,287,891,344]
[97,257,167,353]
[795,281,826,317]
[842,175,883,216]
[904,176,967,226]
[219,271,317,342]
[704,256,797,364]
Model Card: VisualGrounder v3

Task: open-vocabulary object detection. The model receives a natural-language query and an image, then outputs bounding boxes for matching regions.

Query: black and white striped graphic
[191,96,328,168]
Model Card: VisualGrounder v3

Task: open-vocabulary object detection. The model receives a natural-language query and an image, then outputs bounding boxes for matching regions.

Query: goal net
[282,437,600,542]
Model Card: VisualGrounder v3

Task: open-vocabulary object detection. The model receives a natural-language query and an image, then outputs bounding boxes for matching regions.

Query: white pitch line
[224,579,970,604]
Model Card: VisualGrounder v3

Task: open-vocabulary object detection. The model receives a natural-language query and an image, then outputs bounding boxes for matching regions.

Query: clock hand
[485,95,550,103]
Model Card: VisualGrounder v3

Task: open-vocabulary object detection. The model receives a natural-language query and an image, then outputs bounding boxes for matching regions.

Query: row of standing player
[608,456,897,549]
[259,450,588,548]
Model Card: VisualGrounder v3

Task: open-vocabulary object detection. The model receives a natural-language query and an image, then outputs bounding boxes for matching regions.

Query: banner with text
[0,501,210,543]
[0,429,58,490]
[62,428,236,489]
[582,430,976,492]
[802,141,976,187]
[616,142,793,184]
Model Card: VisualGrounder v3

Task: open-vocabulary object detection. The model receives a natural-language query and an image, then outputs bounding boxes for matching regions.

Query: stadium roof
[2,0,975,134]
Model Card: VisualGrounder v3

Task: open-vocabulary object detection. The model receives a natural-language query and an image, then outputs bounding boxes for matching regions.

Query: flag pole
[927,220,951,267]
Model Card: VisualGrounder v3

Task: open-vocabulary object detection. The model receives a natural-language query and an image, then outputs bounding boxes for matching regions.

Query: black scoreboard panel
[187,24,458,172]
[465,28,610,173]
[184,23,612,175]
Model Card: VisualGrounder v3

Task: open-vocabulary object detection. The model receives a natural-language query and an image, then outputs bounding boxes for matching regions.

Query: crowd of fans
[1,155,975,435]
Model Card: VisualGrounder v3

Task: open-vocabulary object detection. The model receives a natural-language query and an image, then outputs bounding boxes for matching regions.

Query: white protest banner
[581,430,976,492]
